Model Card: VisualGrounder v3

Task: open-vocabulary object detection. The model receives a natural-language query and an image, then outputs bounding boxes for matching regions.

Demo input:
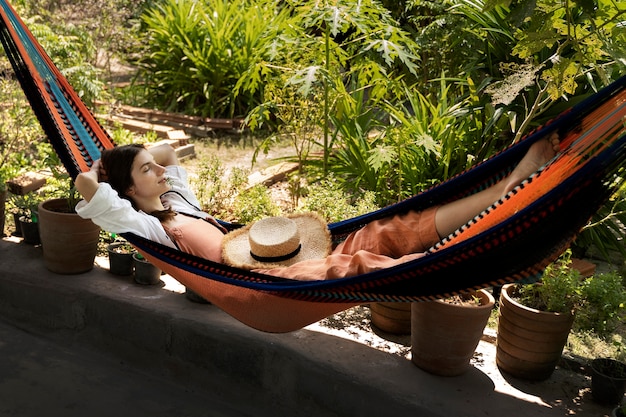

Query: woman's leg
[335,134,560,256]
[256,134,560,281]
[434,134,559,237]
[334,207,441,258]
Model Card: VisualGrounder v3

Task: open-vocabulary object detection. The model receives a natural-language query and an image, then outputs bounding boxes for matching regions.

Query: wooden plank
[6,171,48,195]
[113,104,244,130]
[570,258,596,278]
[101,115,175,138]
[247,162,299,188]
[166,129,190,143]
[118,105,205,127]
[146,139,196,160]
[174,144,196,160]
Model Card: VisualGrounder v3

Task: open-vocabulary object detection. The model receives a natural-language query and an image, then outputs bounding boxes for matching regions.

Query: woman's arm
[148,143,178,167]
[75,159,103,202]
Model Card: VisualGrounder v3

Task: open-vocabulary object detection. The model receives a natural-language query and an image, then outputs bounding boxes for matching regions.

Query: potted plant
[496,250,583,381]
[132,252,162,285]
[107,239,135,276]
[0,163,20,237]
[591,358,626,405]
[370,302,412,334]
[411,289,495,376]
[38,180,100,274]
[9,193,40,244]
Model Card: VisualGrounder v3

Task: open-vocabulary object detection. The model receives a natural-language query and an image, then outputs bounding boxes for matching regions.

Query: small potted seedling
[106,239,135,276]
[132,252,162,285]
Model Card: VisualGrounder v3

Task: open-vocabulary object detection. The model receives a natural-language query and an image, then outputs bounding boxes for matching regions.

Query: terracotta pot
[496,283,575,381]
[370,302,412,334]
[411,289,495,376]
[38,198,101,274]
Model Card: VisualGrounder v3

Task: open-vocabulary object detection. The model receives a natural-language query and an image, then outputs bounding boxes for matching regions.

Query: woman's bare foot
[503,133,560,194]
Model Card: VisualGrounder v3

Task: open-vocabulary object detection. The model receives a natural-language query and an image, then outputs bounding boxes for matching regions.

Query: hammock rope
[1,0,625,332]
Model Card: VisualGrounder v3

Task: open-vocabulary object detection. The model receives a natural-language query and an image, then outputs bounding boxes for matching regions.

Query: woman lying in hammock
[75,135,560,282]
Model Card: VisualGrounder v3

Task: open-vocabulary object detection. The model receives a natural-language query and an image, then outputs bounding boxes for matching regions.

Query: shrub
[576,272,626,338]
[299,175,378,223]
[191,155,248,219]
[138,0,294,118]
[231,184,280,224]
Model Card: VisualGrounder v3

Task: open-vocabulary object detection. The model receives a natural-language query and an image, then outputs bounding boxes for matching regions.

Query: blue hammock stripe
[0,0,112,177]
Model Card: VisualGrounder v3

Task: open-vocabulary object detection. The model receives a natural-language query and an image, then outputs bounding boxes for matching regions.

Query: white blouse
[75,165,213,249]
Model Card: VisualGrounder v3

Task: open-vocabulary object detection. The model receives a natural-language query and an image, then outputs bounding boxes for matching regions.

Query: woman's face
[126,149,171,200]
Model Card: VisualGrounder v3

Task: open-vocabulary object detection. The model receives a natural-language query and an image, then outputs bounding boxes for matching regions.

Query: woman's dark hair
[100,144,176,222]
[100,143,145,207]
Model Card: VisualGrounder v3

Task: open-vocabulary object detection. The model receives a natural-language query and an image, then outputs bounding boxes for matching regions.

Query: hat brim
[221,212,331,270]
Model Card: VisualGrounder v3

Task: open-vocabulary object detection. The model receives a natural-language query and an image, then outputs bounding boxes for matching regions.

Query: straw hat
[221,213,331,270]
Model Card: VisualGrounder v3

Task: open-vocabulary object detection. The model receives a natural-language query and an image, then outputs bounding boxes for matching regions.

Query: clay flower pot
[370,302,412,334]
[38,198,100,274]
[496,283,575,381]
[411,289,495,376]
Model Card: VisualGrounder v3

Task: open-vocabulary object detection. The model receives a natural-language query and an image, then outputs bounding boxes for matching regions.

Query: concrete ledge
[0,239,438,416]
[0,238,611,416]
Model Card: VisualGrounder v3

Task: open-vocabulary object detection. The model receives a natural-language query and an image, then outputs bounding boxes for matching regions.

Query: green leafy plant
[325,75,506,205]
[23,14,106,106]
[517,250,583,314]
[574,184,626,261]
[576,271,626,338]
[8,193,40,222]
[138,0,293,118]
[191,155,247,219]
[251,82,324,176]
[517,250,626,336]
[298,175,378,223]
[244,0,420,175]
[37,142,82,212]
[443,292,483,306]
[190,154,281,222]
[230,184,280,224]
[109,241,135,255]
[0,78,43,192]
[481,0,626,139]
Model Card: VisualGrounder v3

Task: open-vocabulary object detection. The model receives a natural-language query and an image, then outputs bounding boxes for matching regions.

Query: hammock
[1,0,625,332]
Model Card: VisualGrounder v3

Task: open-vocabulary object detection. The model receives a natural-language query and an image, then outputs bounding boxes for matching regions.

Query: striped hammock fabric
[1,0,625,332]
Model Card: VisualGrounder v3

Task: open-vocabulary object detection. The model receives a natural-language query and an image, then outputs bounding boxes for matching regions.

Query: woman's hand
[91,159,108,182]
[75,159,105,202]
[147,143,178,167]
